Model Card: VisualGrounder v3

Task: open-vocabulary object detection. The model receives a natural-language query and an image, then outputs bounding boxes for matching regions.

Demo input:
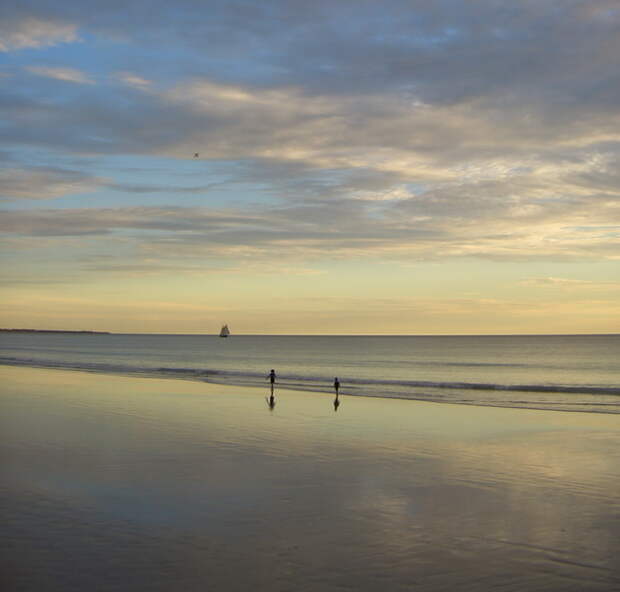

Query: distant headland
[0,329,111,335]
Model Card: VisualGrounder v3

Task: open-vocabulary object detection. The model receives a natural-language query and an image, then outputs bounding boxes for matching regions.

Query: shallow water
[1,332,619,412]
[2,366,619,591]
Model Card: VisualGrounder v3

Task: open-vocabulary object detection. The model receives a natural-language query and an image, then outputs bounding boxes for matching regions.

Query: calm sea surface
[1,333,618,413]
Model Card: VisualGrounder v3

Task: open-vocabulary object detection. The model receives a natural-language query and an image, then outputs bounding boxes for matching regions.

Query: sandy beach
[2,365,619,591]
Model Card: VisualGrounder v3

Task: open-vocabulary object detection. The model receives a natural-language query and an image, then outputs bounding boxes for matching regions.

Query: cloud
[6,68,620,187]
[0,167,106,200]
[114,72,151,89]
[21,1,619,105]
[0,206,268,237]
[519,277,620,290]
[0,17,79,51]
[107,181,224,194]
[26,66,94,84]
[1,194,617,264]
[5,2,620,115]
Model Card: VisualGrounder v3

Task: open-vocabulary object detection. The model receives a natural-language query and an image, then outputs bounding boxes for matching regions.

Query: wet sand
[1,365,619,591]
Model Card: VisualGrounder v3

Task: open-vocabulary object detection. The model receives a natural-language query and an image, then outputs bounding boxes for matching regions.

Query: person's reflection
[333,395,340,411]
[266,392,276,410]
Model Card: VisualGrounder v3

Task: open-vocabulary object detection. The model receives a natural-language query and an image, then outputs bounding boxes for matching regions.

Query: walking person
[266,369,277,409]
[333,377,341,411]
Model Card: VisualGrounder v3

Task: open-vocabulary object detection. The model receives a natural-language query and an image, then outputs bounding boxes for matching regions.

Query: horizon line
[3,329,618,338]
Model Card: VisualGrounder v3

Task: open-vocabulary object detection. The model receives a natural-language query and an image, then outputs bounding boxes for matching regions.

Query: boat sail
[219,324,230,338]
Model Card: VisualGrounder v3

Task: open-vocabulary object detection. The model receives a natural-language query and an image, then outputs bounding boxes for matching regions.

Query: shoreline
[2,365,619,591]
[0,357,618,415]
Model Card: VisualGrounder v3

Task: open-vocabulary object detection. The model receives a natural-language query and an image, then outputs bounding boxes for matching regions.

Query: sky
[1,0,619,334]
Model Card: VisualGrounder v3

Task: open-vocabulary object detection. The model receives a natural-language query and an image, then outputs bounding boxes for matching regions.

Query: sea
[1,332,618,414]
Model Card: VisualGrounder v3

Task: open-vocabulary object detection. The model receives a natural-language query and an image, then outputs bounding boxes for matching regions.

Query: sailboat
[219,324,230,338]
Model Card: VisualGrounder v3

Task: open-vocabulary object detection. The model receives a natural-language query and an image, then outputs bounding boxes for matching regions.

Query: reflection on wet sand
[267,392,276,410]
[2,365,619,592]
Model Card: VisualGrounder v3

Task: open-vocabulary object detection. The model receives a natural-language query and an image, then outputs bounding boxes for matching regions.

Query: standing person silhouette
[333,377,341,411]
[268,369,276,395]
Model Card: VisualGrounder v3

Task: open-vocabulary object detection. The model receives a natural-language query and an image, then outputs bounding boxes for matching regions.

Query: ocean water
[0,332,618,413]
